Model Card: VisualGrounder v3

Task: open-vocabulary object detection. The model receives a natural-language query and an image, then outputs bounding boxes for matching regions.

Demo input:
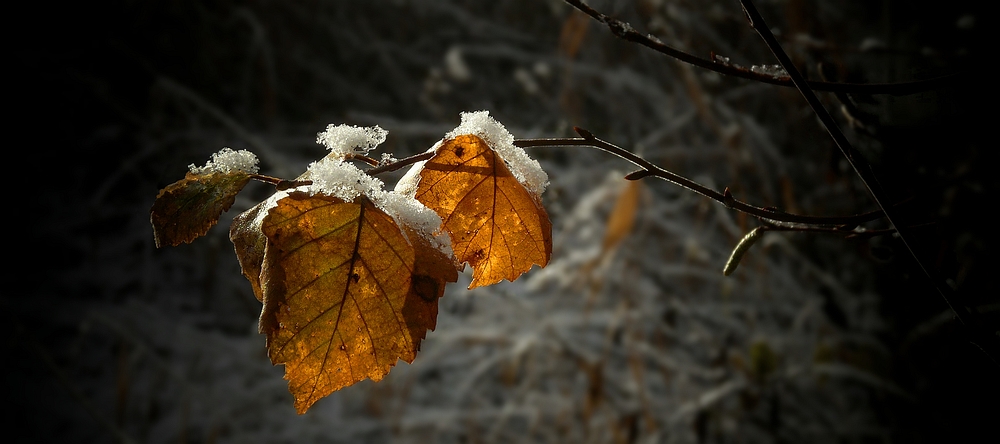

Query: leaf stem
[365,151,435,176]
[348,154,380,167]
[249,174,313,190]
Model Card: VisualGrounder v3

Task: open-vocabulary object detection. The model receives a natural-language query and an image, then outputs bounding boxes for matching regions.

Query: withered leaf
[150,171,252,247]
[414,134,552,288]
[601,180,643,252]
[258,191,454,413]
[229,199,270,302]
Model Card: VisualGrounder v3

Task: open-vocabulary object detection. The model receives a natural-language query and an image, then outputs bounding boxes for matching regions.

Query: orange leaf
[258,191,453,413]
[150,171,252,247]
[414,134,552,288]
[601,180,643,252]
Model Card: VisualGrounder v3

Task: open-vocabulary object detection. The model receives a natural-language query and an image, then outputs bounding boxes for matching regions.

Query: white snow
[379,152,398,166]
[305,126,451,254]
[375,190,452,254]
[443,110,549,197]
[307,157,386,203]
[393,140,442,198]
[188,147,259,175]
[750,64,788,79]
[316,124,388,158]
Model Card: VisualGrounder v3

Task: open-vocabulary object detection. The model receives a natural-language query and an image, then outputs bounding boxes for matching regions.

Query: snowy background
[10,0,997,443]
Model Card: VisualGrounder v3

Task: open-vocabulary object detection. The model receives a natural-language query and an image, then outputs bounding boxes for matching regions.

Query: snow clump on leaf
[445,110,548,197]
[317,124,388,158]
[376,190,452,253]
[189,147,259,174]
[307,157,385,203]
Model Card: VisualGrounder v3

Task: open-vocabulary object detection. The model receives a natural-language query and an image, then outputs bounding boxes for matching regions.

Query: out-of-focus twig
[562,0,959,96]
[738,0,998,365]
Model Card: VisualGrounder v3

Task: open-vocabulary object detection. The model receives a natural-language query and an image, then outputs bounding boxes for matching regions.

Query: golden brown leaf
[414,134,552,288]
[258,191,453,413]
[150,171,251,247]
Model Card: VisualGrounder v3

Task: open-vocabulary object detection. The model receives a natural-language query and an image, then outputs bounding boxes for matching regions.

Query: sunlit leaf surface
[414,134,552,288]
[258,191,452,413]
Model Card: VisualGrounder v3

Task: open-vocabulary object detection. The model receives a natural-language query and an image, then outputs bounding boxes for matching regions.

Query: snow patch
[189,147,259,175]
[444,110,548,197]
[316,124,388,158]
[307,157,385,203]
[393,140,442,198]
[375,190,452,254]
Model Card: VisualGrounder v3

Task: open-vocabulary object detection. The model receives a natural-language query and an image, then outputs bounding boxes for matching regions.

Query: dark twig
[348,154,380,167]
[365,151,435,176]
[738,0,998,364]
[562,0,958,96]
[516,132,884,226]
[759,222,917,238]
[722,222,913,276]
[249,174,312,190]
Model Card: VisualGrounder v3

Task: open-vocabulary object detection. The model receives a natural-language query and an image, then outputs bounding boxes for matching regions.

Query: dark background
[9,1,997,443]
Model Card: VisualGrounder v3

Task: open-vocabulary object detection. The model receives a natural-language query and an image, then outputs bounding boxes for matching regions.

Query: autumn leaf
[229,198,270,302]
[150,170,252,247]
[581,179,644,287]
[258,191,454,413]
[601,179,643,253]
[413,134,552,288]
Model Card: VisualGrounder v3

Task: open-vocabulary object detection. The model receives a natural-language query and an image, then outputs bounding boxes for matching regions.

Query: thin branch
[738,0,998,365]
[562,0,958,96]
[759,222,911,239]
[249,173,313,190]
[365,151,435,176]
[348,154,380,167]
[516,131,884,226]
[722,222,912,276]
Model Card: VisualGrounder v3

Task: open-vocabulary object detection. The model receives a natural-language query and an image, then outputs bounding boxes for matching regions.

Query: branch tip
[573,127,595,139]
[624,170,651,180]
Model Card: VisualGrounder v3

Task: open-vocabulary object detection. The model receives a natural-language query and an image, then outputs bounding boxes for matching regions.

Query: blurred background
[10,0,997,443]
